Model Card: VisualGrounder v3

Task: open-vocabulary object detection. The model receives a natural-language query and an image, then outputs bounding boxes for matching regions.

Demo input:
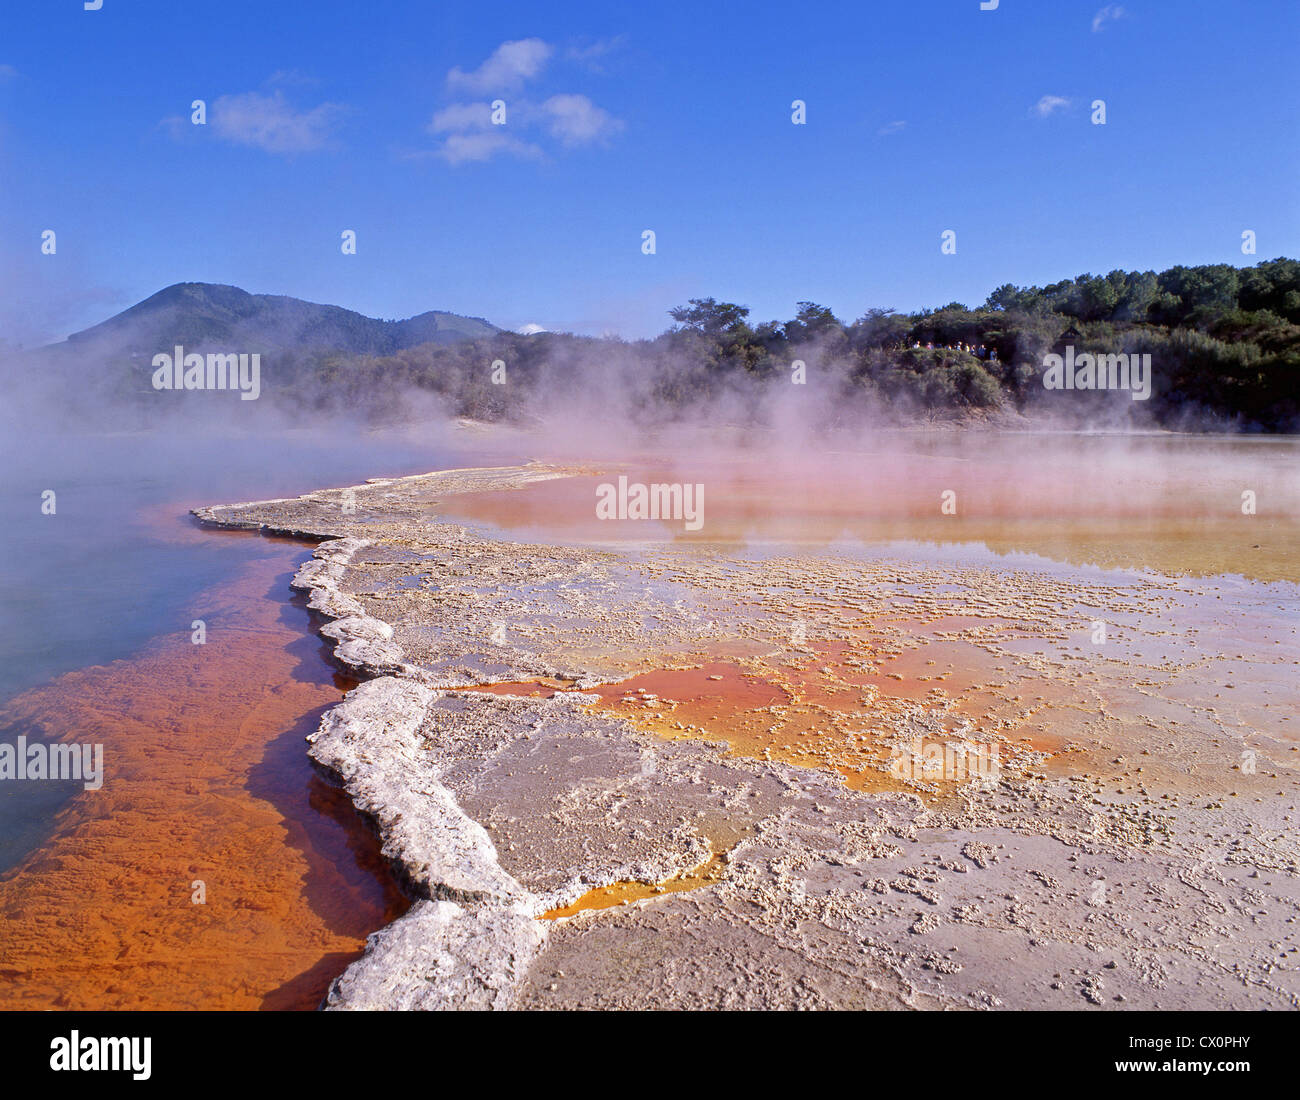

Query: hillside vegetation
[289,259,1299,431]
[18,261,1298,432]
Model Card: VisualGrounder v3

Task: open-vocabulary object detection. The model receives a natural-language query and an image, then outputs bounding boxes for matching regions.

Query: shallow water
[438,432,1300,581]
[0,547,410,1008]
[0,428,518,868]
[0,427,514,1007]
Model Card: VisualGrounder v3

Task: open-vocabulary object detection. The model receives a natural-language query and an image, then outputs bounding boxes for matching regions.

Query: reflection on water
[437,432,1300,582]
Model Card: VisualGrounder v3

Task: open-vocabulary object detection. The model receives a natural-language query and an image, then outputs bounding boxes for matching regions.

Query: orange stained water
[467,625,1074,797]
[0,531,407,1010]
[540,852,728,920]
[583,638,1071,793]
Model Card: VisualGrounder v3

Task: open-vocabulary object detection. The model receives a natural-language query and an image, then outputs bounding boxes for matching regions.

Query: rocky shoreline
[193,463,1300,1011]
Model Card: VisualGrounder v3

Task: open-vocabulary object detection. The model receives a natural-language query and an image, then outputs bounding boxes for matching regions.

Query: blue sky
[1,0,1296,345]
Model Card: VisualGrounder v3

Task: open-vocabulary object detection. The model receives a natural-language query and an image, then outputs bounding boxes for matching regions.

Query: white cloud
[1092,5,1127,32]
[1032,95,1072,118]
[212,90,346,153]
[877,120,906,136]
[565,36,627,70]
[429,102,494,133]
[540,93,623,147]
[428,95,623,162]
[518,323,548,335]
[430,41,623,164]
[447,38,552,95]
[437,131,542,165]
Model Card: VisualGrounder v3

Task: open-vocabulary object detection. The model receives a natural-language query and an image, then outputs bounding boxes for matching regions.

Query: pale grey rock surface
[195,465,1300,1012]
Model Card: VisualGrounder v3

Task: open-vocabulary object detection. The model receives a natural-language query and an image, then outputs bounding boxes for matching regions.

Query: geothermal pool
[2,429,1297,1009]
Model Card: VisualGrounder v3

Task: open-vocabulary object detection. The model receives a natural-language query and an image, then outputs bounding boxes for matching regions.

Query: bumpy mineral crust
[193,463,1300,1011]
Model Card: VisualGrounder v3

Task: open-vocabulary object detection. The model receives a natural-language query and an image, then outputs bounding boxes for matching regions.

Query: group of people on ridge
[910,340,998,361]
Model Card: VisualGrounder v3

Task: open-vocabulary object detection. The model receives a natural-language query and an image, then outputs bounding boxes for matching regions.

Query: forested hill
[15,261,1298,432]
[284,258,1299,431]
[60,282,499,358]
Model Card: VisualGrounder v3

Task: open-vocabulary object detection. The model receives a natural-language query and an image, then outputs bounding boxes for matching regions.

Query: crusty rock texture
[194,463,1300,1011]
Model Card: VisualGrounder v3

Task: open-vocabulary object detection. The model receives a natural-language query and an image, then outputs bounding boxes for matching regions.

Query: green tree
[668,298,751,336]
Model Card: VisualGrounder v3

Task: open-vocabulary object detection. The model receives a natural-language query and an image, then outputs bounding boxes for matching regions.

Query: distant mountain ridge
[63,282,499,356]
